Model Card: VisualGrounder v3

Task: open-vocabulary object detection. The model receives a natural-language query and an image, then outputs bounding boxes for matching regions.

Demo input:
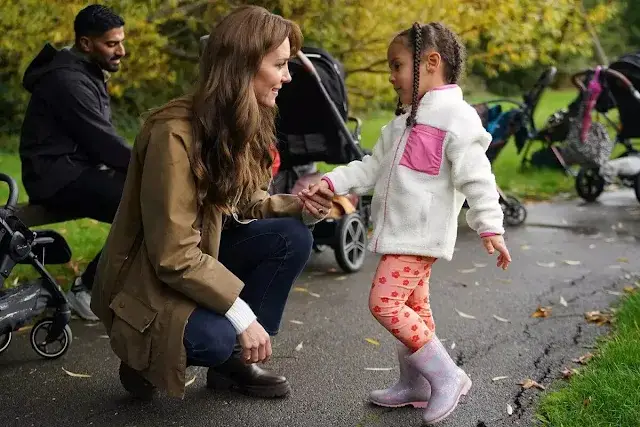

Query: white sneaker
[66,278,99,321]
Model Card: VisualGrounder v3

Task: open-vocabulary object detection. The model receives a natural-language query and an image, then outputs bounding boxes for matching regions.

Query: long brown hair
[148,5,302,214]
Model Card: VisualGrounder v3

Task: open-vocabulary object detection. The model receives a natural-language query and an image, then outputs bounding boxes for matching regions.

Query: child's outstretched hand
[482,235,511,270]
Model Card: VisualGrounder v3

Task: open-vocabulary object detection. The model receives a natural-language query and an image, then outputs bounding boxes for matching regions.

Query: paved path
[1,190,639,427]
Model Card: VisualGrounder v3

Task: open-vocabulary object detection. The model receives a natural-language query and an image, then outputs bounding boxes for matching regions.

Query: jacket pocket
[399,124,446,176]
[108,291,157,371]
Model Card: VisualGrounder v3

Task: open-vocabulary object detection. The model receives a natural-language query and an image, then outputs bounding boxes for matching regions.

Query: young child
[300,22,512,425]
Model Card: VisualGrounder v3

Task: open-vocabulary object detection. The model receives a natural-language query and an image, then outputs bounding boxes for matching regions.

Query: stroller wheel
[30,319,72,359]
[576,167,605,202]
[335,213,367,273]
[503,195,527,226]
[0,332,12,354]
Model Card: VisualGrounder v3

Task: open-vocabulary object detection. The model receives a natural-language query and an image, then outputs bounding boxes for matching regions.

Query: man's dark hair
[74,4,125,42]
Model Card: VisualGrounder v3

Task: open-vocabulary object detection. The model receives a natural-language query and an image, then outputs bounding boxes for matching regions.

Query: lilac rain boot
[369,342,431,408]
[405,335,472,425]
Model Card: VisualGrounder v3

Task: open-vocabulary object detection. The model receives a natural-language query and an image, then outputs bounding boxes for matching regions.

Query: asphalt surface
[1,189,639,427]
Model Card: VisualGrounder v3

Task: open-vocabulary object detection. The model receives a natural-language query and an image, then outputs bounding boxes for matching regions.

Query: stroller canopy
[596,51,640,139]
[275,46,357,169]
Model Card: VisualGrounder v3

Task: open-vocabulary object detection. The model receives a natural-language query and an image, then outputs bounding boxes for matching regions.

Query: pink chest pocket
[399,124,447,176]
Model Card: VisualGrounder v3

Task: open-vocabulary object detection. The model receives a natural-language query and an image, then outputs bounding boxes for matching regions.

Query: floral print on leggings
[369,254,437,351]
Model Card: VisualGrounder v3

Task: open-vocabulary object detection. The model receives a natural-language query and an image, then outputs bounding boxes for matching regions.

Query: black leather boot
[119,361,156,400]
[206,354,291,398]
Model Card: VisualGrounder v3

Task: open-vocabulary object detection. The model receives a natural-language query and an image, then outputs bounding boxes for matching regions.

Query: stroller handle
[0,173,19,214]
[296,51,366,159]
[571,68,640,99]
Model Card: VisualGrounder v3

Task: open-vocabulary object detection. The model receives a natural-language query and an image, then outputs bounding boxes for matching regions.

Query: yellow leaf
[62,367,91,378]
[365,338,380,346]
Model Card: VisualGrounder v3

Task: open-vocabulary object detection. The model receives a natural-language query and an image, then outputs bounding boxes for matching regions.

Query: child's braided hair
[394,22,466,126]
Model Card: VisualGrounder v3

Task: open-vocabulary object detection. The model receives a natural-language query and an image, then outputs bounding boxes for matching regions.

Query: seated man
[19,4,130,320]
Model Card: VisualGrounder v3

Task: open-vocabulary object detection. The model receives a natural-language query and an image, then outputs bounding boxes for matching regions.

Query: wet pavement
[1,189,639,427]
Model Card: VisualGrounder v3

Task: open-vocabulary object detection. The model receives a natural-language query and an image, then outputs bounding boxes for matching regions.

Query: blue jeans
[183,217,313,367]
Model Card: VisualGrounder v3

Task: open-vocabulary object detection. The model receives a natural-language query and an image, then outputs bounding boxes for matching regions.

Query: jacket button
[143,317,149,324]
[119,302,125,308]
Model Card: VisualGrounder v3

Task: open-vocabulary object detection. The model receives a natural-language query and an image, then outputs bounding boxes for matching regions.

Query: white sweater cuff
[224,297,257,334]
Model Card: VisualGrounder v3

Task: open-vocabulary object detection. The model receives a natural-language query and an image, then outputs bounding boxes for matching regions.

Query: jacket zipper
[374,127,409,252]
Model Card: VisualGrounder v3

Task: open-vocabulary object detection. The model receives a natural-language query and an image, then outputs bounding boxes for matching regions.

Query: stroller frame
[568,66,640,203]
[0,173,74,359]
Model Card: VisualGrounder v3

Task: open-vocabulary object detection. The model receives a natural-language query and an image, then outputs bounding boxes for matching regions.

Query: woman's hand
[299,181,334,220]
[238,320,272,364]
[482,235,511,270]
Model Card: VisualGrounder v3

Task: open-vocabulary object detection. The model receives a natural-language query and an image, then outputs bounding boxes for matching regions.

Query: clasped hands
[298,179,334,220]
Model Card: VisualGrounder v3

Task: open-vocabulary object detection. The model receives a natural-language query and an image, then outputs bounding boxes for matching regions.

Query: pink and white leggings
[369,254,437,352]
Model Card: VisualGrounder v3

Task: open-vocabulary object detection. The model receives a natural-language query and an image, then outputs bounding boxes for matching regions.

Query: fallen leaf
[458,268,476,274]
[62,368,91,378]
[98,335,109,339]
[335,276,347,281]
[473,263,488,268]
[493,315,510,323]
[455,309,476,319]
[474,281,480,286]
[293,287,308,293]
[518,378,545,390]
[623,286,636,294]
[289,320,304,325]
[521,245,531,250]
[450,342,456,350]
[365,338,380,346]
[617,257,629,263]
[492,376,510,382]
[536,261,556,268]
[308,292,321,298]
[364,367,393,371]
[563,260,581,266]
[584,311,612,326]
[559,296,568,307]
[572,353,593,365]
[583,396,592,407]
[532,306,552,318]
[606,290,623,296]
[561,367,579,379]
[507,403,513,415]
[185,375,197,387]
[295,342,303,352]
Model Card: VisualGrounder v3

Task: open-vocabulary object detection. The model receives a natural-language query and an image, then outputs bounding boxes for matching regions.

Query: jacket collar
[419,84,462,108]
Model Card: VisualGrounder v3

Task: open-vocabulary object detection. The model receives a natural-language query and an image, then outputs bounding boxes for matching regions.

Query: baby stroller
[0,173,73,358]
[569,57,640,203]
[470,67,559,226]
[530,54,640,203]
[272,47,371,273]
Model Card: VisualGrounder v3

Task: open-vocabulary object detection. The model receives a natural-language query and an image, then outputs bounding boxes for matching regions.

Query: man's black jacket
[19,43,131,201]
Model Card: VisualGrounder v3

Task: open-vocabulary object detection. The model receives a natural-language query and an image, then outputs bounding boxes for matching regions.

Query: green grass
[537,290,640,427]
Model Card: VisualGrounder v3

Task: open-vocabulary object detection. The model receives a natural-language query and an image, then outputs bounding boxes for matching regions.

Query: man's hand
[482,235,511,270]
[298,180,334,220]
[238,320,272,364]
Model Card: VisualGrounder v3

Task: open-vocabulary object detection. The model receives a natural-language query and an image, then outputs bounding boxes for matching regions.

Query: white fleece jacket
[323,85,504,261]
